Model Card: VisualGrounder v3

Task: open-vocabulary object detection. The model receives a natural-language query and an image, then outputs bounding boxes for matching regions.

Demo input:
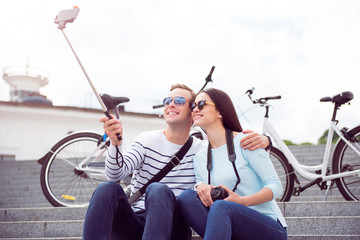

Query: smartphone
[54,7,80,29]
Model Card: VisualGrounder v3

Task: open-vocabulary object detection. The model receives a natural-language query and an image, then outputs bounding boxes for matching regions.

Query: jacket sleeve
[193,147,208,184]
[243,148,283,200]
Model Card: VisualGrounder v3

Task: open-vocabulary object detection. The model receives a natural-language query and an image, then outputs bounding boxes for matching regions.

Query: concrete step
[0,201,359,239]
[0,238,82,240]
[6,237,359,240]
[0,238,356,240]
[0,184,43,192]
[0,202,51,209]
[1,201,357,223]
[286,216,360,235]
[0,220,83,238]
[288,235,360,240]
[0,162,41,173]
[0,196,50,206]
[290,196,344,202]
[0,207,86,222]
[289,187,342,197]
[1,217,359,239]
[0,190,47,199]
[280,201,360,217]
[0,178,42,186]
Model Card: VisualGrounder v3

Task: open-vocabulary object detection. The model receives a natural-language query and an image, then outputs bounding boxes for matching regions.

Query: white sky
[0,0,359,144]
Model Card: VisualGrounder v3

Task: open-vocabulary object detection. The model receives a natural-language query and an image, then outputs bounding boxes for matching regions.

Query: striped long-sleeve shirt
[105,130,206,212]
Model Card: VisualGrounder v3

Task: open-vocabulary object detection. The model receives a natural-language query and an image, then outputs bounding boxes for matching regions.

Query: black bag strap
[207,129,241,191]
[128,136,193,204]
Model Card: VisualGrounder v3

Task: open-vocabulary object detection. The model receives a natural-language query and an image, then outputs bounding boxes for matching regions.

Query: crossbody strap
[207,129,241,191]
[128,136,193,204]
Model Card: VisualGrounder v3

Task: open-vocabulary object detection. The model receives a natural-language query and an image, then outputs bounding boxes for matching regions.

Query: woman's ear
[217,111,222,119]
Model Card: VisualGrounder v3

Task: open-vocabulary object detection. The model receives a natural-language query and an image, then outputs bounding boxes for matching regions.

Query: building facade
[0,101,166,161]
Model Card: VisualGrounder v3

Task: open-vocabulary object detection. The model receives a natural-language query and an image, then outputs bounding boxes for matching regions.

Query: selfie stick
[55,7,121,140]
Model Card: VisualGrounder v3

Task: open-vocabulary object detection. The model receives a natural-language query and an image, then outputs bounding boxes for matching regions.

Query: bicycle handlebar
[153,104,164,109]
[264,96,282,100]
[253,96,282,105]
[198,66,215,94]
[245,87,281,105]
[245,87,255,95]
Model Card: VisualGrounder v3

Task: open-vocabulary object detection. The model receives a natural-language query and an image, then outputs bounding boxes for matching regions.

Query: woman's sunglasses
[163,96,188,107]
[190,100,215,112]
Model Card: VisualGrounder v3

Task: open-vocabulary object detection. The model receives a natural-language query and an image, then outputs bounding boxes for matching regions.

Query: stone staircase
[0,145,359,239]
[0,160,52,209]
[287,145,344,202]
[0,201,359,239]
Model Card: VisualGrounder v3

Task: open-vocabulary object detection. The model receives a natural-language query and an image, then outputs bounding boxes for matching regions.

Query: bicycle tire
[332,125,360,201]
[40,132,109,207]
[269,147,295,202]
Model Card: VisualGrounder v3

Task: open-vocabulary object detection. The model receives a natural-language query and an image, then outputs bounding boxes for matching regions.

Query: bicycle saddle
[100,93,130,110]
[320,91,353,105]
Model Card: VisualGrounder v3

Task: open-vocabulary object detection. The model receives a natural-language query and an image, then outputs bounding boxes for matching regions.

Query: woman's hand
[221,185,273,207]
[220,185,249,207]
[196,183,214,207]
[99,116,123,146]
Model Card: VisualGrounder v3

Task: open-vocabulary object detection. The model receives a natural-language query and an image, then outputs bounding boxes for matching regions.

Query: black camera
[210,187,229,201]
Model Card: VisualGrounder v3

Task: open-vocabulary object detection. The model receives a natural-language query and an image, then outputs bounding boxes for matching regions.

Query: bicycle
[38,94,131,207]
[243,88,360,202]
[39,67,216,207]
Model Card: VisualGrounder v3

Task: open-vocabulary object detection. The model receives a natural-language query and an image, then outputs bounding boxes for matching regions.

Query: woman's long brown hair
[201,88,243,132]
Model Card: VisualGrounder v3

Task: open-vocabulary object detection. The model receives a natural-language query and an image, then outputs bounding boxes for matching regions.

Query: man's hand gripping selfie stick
[55,7,121,141]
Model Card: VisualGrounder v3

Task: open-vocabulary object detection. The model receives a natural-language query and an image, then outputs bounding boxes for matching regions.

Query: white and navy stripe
[105,130,206,212]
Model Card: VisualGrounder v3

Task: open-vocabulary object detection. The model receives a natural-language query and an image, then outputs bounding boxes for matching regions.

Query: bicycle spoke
[332,126,360,201]
[41,132,109,207]
[269,148,294,202]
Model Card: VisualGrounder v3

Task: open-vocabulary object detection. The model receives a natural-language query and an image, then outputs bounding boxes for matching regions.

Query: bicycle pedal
[293,186,301,196]
[62,194,76,201]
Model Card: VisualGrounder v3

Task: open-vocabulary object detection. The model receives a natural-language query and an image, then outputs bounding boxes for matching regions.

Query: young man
[83,84,270,240]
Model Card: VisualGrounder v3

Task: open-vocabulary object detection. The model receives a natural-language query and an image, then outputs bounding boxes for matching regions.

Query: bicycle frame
[48,130,108,176]
[263,116,360,182]
[74,139,107,175]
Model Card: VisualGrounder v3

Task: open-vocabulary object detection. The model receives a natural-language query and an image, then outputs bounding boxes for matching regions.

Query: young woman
[177,88,287,240]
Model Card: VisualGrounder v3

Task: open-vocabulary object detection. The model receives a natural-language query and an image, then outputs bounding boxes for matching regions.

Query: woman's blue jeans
[83,181,191,240]
[178,189,287,240]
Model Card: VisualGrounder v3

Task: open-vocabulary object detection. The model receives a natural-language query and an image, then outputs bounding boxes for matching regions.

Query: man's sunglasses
[163,96,189,107]
[190,100,215,112]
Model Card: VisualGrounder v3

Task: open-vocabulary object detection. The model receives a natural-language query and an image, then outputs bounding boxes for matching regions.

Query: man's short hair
[170,83,196,102]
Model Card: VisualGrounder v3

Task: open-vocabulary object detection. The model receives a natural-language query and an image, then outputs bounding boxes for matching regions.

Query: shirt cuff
[108,144,122,160]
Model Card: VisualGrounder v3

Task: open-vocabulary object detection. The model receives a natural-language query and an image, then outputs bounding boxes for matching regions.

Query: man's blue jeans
[178,189,287,240]
[83,181,191,240]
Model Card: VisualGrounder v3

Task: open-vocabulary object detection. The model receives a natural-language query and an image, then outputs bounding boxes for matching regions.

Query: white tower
[2,64,51,104]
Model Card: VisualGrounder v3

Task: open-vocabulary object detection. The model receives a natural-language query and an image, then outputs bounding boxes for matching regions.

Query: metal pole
[60,28,121,140]
[60,29,108,112]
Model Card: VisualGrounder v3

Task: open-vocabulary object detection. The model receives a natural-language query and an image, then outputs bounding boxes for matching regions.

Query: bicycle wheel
[332,126,360,201]
[269,147,295,202]
[40,132,109,207]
